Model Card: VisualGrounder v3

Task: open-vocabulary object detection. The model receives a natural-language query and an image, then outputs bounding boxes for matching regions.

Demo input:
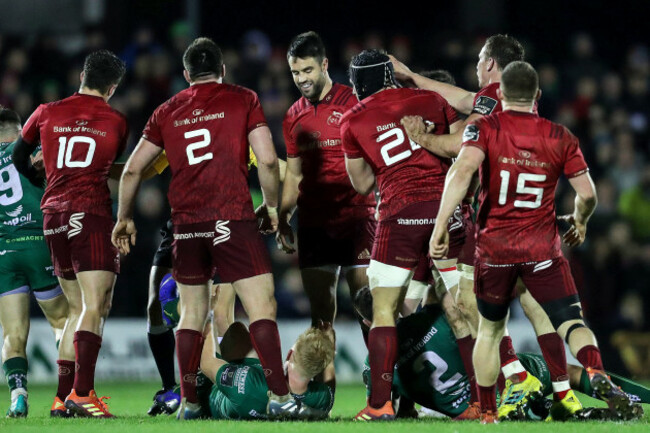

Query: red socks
[478,384,497,412]
[249,319,289,396]
[72,331,102,396]
[456,336,478,403]
[56,360,75,400]
[499,336,527,382]
[537,333,568,381]
[368,326,398,409]
[175,329,204,403]
[576,345,604,371]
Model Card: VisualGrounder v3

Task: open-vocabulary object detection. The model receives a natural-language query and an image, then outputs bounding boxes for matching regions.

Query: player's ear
[79,71,85,85]
[487,57,496,72]
[321,57,329,73]
[183,69,191,84]
[106,84,118,100]
[221,64,226,80]
[535,89,542,101]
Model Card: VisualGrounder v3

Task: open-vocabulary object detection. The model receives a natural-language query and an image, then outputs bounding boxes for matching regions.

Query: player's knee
[366,260,412,290]
[4,331,28,353]
[541,295,582,333]
[477,298,508,324]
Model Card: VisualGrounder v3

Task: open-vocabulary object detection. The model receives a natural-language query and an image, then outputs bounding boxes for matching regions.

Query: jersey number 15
[498,170,546,209]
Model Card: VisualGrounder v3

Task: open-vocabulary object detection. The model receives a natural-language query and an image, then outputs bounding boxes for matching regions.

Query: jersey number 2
[498,170,546,209]
[413,351,463,394]
[185,129,212,166]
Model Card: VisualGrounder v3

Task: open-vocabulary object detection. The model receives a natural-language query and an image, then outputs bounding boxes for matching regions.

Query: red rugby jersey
[143,82,267,224]
[341,88,459,220]
[21,93,128,218]
[462,111,588,264]
[283,83,376,227]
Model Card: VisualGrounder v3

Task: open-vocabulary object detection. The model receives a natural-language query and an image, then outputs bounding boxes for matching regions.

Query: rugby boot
[6,388,28,418]
[545,389,583,421]
[64,389,114,418]
[267,391,299,418]
[497,373,543,420]
[354,401,395,421]
[148,387,180,416]
[588,368,643,420]
[453,401,481,420]
[50,396,72,418]
[480,410,499,424]
[176,397,204,420]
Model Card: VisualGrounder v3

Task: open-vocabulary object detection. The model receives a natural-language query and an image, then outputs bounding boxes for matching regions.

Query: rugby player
[430,61,642,422]
[279,32,376,348]
[354,286,650,421]
[112,37,294,419]
[341,49,463,420]
[13,51,128,418]
[0,109,70,417]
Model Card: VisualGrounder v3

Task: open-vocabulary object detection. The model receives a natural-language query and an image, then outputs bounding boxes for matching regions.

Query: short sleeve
[247,92,268,133]
[341,119,362,159]
[460,119,488,153]
[562,129,589,178]
[442,98,460,125]
[283,115,299,158]
[471,86,500,116]
[142,108,164,147]
[21,105,44,144]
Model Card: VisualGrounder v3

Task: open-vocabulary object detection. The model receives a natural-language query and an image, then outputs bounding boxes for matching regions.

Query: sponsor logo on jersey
[519,150,532,158]
[397,217,436,225]
[462,124,480,143]
[68,212,85,238]
[192,109,204,116]
[213,220,231,246]
[472,96,498,115]
[44,225,68,235]
[3,213,33,226]
[173,231,215,240]
[174,111,225,127]
[327,111,343,126]
[377,122,397,132]
[0,250,17,255]
[6,205,23,218]
[75,120,88,126]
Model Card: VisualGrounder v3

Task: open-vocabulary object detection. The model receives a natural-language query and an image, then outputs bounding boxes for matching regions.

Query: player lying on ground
[354,286,649,421]
[0,109,70,418]
[160,282,335,419]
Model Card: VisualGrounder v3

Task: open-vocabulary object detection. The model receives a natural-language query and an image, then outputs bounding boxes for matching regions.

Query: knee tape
[437,265,460,291]
[366,260,413,290]
[405,280,429,300]
[541,294,582,330]
[457,263,475,281]
[564,323,586,344]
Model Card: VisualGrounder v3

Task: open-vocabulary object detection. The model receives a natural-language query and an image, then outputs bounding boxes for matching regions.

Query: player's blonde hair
[293,328,335,379]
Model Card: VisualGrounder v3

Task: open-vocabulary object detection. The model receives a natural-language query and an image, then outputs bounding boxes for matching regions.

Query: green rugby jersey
[0,141,45,249]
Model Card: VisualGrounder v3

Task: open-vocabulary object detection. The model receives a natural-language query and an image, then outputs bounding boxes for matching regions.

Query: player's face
[477,46,489,88]
[289,56,328,101]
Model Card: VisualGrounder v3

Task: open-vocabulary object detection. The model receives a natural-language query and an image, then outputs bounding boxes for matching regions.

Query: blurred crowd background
[0,0,648,377]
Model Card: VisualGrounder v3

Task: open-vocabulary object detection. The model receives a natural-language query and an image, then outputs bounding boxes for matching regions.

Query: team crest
[327,111,343,126]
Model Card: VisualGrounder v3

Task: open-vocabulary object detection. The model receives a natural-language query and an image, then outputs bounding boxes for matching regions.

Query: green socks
[3,357,28,391]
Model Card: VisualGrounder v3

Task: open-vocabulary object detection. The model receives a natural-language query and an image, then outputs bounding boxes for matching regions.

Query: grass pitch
[0,382,648,433]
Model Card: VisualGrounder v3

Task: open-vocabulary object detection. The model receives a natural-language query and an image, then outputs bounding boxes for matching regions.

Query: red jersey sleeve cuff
[461,142,486,152]
[142,134,163,147]
[344,151,363,159]
[247,122,268,134]
[565,167,589,179]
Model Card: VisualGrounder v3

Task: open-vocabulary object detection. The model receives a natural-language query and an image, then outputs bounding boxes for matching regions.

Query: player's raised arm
[249,125,280,232]
[112,137,163,254]
[560,172,598,247]
[277,156,301,253]
[430,145,484,259]
[389,55,476,114]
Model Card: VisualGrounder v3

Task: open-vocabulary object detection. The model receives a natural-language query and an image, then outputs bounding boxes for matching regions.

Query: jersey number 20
[377,128,420,166]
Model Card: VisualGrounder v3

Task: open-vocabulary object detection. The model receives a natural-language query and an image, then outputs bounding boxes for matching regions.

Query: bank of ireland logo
[193,109,204,116]
[6,205,22,217]
[68,212,85,238]
[213,220,231,246]
[76,120,88,126]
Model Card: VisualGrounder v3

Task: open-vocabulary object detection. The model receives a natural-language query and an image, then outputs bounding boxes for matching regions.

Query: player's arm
[430,146,484,259]
[249,125,280,233]
[401,114,479,159]
[560,172,597,247]
[112,137,163,254]
[199,321,227,384]
[389,55,476,114]
[276,157,302,253]
[12,136,43,187]
[345,156,376,196]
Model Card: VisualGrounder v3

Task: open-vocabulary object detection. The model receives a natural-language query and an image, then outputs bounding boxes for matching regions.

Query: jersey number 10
[57,136,96,168]
[498,170,546,209]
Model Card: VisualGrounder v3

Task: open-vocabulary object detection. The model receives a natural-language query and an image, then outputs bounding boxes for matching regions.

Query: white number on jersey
[413,350,463,394]
[498,170,546,209]
[185,129,213,166]
[377,127,420,166]
[0,164,24,206]
[57,136,96,168]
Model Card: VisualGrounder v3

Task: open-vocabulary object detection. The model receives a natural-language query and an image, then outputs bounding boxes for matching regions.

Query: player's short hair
[293,328,335,379]
[419,69,456,86]
[81,50,126,94]
[353,286,373,322]
[500,61,539,102]
[287,31,326,62]
[483,34,525,70]
[349,49,397,100]
[0,108,21,137]
[183,37,223,81]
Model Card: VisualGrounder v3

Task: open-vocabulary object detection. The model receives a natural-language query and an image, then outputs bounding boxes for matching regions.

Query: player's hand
[255,204,279,234]
[275,217,296,253]
[388,54,415,86]
[558,214,586,247]
[111,218,137,255]
[30,150,45,177]
[429,225,450,259]
[400,115,427,143]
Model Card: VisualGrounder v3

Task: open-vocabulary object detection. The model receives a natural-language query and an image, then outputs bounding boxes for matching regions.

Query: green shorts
[0,241,59,298]
[209,358,268,419]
